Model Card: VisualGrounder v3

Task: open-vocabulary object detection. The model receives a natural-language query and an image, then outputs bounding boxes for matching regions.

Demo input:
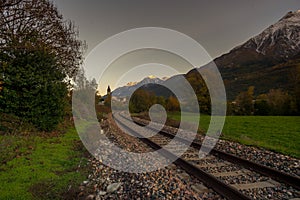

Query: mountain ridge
[112,10,300,100]
[203,10,300,99]
[112,76,164,97]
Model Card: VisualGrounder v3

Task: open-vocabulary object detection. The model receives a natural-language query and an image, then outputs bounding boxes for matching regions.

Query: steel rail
[127,114,300,191]
[113,113,252,200]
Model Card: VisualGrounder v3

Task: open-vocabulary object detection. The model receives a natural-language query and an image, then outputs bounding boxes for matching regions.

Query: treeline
[228,86,300,116]
[129,88,180,113]
[128,81,299,116]
[229,62,300,116]
[128,72,211,115]
[0,0,85,131]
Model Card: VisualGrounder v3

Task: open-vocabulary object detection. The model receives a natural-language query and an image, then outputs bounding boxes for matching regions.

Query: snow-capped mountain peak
[147,75,156,79]
[243,10,300,58]
[126,81,138,86]
[112,76,164,97]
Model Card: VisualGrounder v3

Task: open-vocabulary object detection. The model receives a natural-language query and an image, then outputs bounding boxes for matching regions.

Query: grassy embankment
[0,119,90,200]
[167,112,300,158]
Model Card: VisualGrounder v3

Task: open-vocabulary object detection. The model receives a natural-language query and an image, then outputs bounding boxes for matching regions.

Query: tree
[265,89,293,115]
[234,86,255,115]
[253,89,295,116]
[0,0,22,9]
[0,0,86,78]
[254,94,270,115]
[129,89,154,113]
[72,67,99,119]
[186,71,211,114]
[290,65,300,114]
[0,0,85,131]
[166,96,180,112]
[0,48,67,130]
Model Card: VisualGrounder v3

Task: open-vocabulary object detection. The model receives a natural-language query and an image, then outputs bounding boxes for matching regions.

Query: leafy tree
[186,71,211,114]
[0,0,22,9]
[0,48,67,131]
[0,0,86,78]
[252,90,294,116]
[166,96,180,112]
[156,96,166,108]
[234,86,255,115]
[0,0,85,131]
[290,65,300,114]
[129,87,177,113]
[129,89,154,113]
[128,87,180,114]
[265,89,293,115]
[72,67,99,120]
[254,94,271,115]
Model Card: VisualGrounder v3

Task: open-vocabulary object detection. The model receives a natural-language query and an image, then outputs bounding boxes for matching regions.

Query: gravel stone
[78,114,299,200]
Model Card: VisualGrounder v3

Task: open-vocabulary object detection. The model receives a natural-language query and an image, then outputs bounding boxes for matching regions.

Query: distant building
[107,85,111,95]
[98,85,111,105]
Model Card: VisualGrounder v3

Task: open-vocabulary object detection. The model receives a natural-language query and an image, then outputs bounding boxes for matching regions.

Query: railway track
[113,112,300,200]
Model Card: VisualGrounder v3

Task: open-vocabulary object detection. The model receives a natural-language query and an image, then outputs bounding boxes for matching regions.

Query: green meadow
[167,113,300,158]
[0,126,89,200]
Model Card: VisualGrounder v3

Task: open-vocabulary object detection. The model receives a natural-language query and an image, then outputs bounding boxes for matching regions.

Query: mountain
[112,76,164,97]
[235,10,300,59]
[112,11,300,101]
[187,10,300,100]
[112,74,199,100]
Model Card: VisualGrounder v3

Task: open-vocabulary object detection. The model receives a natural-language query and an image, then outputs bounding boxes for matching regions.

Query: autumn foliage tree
[234,86,255,115]
[166,96,180,112]
[263,89,293,115]
[129,89,156,113]
[231,87,295,116]
[185,70,211,114]
[291,65,300,114]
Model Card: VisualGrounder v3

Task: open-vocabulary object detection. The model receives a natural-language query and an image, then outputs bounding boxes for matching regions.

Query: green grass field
[0,125,89,200]
[167,113,300,158]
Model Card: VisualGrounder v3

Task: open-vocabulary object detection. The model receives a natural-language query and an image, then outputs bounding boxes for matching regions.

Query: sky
[52,0,300,95]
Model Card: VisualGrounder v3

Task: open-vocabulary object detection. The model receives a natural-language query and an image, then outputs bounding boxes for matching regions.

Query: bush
[0,49,68,131]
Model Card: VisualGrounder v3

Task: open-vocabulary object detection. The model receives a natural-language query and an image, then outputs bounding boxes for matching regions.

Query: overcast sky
[52,0,299,94]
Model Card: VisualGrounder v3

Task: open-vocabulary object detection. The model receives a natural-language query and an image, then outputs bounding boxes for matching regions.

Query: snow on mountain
[241,10,300,59]
[212,10,300,99]
[126,81,137,86]
[147,75,156,79]
[112,76,164,97]
[112,10,300,100]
